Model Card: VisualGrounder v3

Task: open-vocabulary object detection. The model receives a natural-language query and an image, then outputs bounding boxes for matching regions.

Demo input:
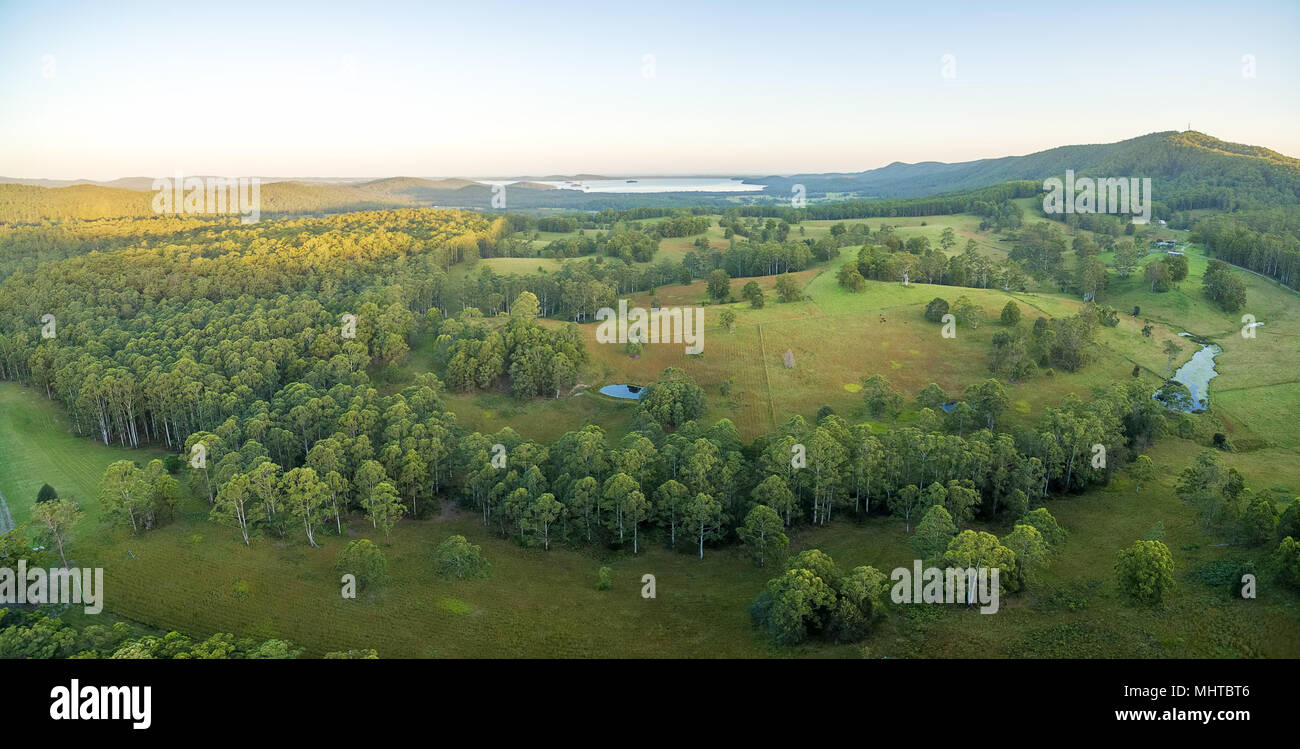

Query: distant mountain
[0,179,418,222]
[0,176,159,190]
[256,181,408,215]
[536,174,616,181]
[0,183,155,221]
[753,131,1300,209]
[0,175,378,190]
[0,175,744,221]
[3,131,1296,222]
[358,176,481,193]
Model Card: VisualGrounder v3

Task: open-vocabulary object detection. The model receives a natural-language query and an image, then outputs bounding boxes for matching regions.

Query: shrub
[1189,559,1256,597]
[707,269,731,302]
[639,367,706,428]
[1144,521,1165,542]
[433,535,490,580]
[1115,540,1175,604]
[336,538,388,590]
[1277,536,1300,590]
[774,274,802,303]
[1000,300,1021,326]
[1021,507,1067,546]
[1238,496,1278,547]
[1278,498,1300,541]
[924,297,949,323]
[950,296,983,329]
[749,550,889,646]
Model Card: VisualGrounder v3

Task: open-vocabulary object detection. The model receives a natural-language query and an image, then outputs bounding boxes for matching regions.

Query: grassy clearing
[527,241,1196,440]
[441,390,639,445]
[799,437,1300,659]
[450,257,563,280]
[578,318,776,439]
[0,385,168,525]
[434,233,1221,443]
[3,380,1296,657]
[1213,383,1300,451]
[77,506,784,658]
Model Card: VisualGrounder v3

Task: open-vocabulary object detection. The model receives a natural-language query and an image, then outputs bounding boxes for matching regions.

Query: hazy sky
[1,0,1297,180]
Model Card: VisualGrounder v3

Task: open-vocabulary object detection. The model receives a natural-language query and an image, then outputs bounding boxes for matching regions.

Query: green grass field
[450,256,563,280]
[0,386,168,526]
[3,380,1297,657]
[471,238,1194,443]
[484,213,1004,282]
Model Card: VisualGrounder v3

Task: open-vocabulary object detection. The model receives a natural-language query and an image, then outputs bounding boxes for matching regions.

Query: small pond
[1162,333,1222,412]
[599,384,645,400]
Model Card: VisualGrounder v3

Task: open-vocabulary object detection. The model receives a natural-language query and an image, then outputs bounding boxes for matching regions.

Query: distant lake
[479,177,765,194]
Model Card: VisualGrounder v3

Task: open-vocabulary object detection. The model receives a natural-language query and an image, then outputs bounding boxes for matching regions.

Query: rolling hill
[4,131,1298,223]
[753,131,1300,209]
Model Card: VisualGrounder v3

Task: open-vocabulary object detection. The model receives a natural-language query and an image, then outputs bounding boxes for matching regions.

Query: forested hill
[0,181,417,223]
[3,131,1297,223]
[0,177,764,223]
[752,131,1300,209]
